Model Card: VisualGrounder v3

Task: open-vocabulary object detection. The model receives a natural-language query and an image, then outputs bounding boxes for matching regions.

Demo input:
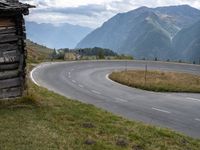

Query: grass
[109,70,200,93]
[0,41,199,149]
[0,81,200,150]
[26,40,53,63]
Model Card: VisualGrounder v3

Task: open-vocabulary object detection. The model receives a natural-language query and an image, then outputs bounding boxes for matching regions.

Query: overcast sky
[21,0,200,28]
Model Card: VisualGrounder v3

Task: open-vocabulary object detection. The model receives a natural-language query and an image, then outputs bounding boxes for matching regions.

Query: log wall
[0,15,26,99]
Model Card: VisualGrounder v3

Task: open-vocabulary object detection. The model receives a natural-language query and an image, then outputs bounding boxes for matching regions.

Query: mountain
[154,5,200,28]
[26,22,92,49]
[172,20,200,62]
[76,5,200,60]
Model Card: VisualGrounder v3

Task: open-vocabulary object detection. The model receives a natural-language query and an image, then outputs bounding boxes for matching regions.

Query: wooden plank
[0,87,22,99]
[0,55,20,64]
[0,70,19,80]
[0,43,18,52]
[0,77,21,89]
[0,27,16,34]
[0,33,18,43]
[3,50,18,57]
[0,18,15,27]
[0,63,19,71]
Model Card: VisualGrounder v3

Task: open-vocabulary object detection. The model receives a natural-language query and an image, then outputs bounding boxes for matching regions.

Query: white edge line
[30,62,76,100]
[106,73,148,91]
[152,107,171,114]
[30,66,41,87]
[106,73,154,94]
[106,73,118,84]
[186,97,200,102]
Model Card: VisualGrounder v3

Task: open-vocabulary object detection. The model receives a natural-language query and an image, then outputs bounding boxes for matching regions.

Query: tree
[98,50,105,59]
[52,48,57,60]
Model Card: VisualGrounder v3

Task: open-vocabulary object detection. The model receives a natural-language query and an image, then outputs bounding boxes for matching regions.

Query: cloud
[33,4,108,17]
[21,0,200,28]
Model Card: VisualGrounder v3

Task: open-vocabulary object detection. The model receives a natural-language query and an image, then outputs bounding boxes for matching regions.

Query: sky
[21,0,200,28]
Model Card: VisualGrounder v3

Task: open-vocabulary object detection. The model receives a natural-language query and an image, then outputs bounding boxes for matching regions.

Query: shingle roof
[0,0,35,15]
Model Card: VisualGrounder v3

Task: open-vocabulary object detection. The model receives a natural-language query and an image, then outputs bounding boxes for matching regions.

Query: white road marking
[186,97,200,102]
[195,118,200,122]
[67,72,71,78]
[105,74,110,80]
[105,73,116,84]
[115,98,128,103]
[91,90,101,95]
[78,84,84,88]
[30,66,41,86]
[72,80,76,83]
[152,107,171,114]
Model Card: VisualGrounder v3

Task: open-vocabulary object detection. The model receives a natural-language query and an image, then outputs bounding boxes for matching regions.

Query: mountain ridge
[76,5,200,61]
[172,20,200,62]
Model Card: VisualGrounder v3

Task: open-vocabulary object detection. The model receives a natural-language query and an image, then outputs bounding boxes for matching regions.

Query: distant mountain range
[26,22,92,49]
[76,5,200,62]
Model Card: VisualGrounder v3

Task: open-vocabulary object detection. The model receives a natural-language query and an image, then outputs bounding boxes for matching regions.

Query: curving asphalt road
[31,60,200,138]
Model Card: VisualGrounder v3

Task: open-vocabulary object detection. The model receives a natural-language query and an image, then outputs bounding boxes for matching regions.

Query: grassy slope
[0,42,200,149]
[0,82,200,150]
[110,70,200,93]
[26,40,53,63]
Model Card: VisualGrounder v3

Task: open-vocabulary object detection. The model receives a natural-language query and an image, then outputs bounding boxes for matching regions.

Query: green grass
[0,81,200,149]
[1,41,199,149]
[109,70,200,93]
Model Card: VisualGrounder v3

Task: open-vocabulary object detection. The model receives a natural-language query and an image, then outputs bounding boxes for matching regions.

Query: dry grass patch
[109,70,200,93]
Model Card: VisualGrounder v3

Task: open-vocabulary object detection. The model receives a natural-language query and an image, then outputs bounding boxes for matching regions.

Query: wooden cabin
[0,0,34,99]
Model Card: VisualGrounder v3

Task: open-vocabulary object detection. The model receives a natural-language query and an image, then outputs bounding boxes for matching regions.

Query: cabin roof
[0,0,35,15]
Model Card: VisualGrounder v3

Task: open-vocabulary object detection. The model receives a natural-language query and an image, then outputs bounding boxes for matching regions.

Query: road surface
[31,61,200,138]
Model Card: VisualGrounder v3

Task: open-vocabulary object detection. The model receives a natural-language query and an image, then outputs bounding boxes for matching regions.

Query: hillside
[76,5,200,61]
[120,11,172,60]
[26,40,53,63]
[173,20,200,62]
[26,22,92,49]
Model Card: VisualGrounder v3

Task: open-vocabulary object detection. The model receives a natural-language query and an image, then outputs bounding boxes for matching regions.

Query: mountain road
[31,61,200,138]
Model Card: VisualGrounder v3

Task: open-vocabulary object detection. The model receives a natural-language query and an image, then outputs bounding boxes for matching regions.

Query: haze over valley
[26,22,92,49]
